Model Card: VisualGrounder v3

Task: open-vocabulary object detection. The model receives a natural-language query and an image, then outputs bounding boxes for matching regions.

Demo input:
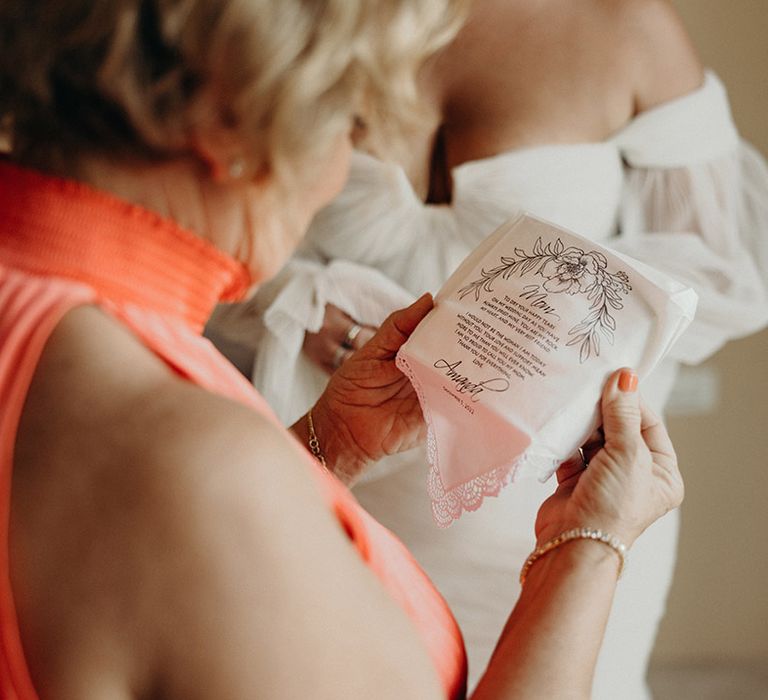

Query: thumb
[365,293,434,358]
[601,367,642,449]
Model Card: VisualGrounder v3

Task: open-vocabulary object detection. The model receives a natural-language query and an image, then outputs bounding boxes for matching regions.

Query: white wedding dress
[208,72,768,697]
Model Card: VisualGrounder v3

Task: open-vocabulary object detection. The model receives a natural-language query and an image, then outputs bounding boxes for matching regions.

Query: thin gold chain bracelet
[306,409,327,469]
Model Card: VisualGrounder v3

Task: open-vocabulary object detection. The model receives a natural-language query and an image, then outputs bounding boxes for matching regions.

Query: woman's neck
[77,156,249,259]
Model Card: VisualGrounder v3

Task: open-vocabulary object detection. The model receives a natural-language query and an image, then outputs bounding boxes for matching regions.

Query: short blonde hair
[0,0,464,182]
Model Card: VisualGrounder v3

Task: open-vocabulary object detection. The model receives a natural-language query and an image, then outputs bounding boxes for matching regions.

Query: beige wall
[652,1,768,664]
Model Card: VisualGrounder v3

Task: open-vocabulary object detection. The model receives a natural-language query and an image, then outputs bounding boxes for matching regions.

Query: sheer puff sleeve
[612,71,768,364]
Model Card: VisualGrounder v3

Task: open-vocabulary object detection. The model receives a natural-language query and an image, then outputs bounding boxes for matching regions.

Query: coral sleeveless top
[0,161,467,700]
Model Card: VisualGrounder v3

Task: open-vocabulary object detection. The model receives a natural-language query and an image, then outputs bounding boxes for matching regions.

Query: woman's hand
[535,368,683,548]
[303,304,377,374]
[307,294,433,484]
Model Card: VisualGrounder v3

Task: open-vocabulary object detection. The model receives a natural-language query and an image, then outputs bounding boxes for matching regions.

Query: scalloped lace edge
[397,353,559,528]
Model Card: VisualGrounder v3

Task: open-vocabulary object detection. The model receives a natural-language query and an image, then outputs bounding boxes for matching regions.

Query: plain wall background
[651,0,768,665]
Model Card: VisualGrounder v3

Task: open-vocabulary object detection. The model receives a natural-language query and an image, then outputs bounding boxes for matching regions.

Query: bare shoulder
[605,0,704,111]
[13,305,441,699]
[14,301,333,555]
[11,306,313,693]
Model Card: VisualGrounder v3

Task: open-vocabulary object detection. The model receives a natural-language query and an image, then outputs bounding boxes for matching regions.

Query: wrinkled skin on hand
[535,368,684,548]
[311,294,433,483]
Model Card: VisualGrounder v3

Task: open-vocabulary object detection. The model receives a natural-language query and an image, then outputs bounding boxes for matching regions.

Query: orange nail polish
[618,370,638,393]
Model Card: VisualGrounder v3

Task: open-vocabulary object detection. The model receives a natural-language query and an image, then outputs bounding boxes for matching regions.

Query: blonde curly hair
[0,0,465,181]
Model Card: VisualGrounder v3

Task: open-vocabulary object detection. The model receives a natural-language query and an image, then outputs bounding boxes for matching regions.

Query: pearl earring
[228,157,246,179]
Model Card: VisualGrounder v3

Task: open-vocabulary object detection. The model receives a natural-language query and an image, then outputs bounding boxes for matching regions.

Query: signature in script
[433,359,510,402]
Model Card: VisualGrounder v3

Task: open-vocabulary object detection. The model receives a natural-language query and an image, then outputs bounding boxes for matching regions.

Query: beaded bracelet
[306,409,327,469]
[519,528,627,587]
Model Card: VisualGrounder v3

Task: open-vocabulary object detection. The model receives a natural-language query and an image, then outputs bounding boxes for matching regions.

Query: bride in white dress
[207,1,768,696]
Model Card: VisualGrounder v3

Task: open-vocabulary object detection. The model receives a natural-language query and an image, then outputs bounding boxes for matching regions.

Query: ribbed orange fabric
[0,161,467,699]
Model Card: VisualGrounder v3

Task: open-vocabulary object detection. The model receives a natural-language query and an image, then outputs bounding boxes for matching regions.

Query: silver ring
[578,447,589,469]
[342,323,363,349]
[332,346,350,370]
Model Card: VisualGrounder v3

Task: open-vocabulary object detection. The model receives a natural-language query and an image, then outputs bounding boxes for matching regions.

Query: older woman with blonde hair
[0,1,683,698]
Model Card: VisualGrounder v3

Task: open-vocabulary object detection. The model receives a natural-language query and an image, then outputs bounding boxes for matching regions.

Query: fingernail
[618,370,638,393]
[411,293,433,310]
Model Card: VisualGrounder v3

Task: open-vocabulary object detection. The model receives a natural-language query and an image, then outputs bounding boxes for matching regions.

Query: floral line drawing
[458,237,632,362]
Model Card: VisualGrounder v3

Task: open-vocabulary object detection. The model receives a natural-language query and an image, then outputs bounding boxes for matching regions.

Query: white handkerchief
[397,213,698,527]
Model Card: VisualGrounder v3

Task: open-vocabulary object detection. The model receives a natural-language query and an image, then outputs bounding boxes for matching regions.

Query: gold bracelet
[519,528,627,587]
[306,409,327,469]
